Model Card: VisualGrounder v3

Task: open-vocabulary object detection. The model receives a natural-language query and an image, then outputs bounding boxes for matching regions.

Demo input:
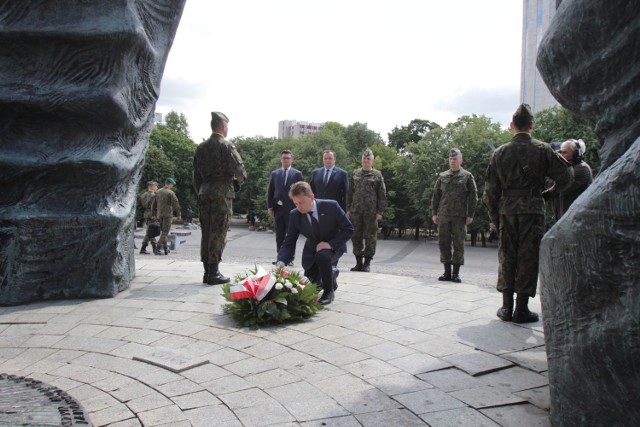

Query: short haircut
[210,112,227,131]
[323,149,336,157]
[289,181,312,198]
[512,114,534,130]
[281,149,293,157]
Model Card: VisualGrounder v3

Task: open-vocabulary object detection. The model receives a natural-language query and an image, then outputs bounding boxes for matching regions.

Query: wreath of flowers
[221,266,323,328]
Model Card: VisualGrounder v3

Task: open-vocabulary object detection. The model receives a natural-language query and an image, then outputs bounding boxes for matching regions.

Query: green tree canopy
[141,111,197,213]
[160,111,191,138]
[388,119,441,153]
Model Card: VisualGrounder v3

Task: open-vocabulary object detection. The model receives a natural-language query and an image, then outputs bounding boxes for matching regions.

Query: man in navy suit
[267,150,304,261]
[310,150,349,211]
[276,181,354,305]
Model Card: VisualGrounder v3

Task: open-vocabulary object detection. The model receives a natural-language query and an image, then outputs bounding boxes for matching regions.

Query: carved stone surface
[0,1,186,305]
[537,1,640,426]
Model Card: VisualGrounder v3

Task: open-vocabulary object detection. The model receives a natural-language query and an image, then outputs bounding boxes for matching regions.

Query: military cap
[513,103,534,119]
[211,111,229,122]
[449,148,461,158]
[147,180,158,186]
[166,177,177,185]
[362,148,374,157]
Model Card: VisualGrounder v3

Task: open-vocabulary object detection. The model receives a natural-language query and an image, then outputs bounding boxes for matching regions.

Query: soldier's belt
[502,189,542,197]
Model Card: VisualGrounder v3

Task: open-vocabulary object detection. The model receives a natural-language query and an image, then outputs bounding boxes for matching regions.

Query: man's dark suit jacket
[267,167,304,216]
[278,199,354,272]
[310,166,349,210]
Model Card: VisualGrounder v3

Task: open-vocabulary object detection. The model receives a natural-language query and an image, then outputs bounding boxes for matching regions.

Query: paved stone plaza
[0,252,550,426]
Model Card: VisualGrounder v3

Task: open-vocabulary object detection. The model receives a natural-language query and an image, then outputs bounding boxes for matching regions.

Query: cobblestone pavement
[0,238,550,426]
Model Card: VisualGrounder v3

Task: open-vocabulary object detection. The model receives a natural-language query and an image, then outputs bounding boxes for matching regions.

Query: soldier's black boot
[350,256,363,272]
[154,245,162,255]
[496,289,514,321]
[438,263,452,281]
[139,244,149,255]
[513,294,539,323]
[451,264,462,283]
[207,263,230,285]
[164,245,170,255]
[202,263,209,284]
[362,257,372,272]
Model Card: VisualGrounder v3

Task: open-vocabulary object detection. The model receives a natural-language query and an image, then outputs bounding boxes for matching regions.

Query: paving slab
[0,257,551,426]
[442,349,514,376]
[481,403,551,427]
[420,407,500,427]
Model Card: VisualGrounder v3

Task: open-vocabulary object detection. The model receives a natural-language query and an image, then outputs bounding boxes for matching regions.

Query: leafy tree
[533,106,601,174]
[233,136,277,216]
[341,122,385,169]
[161,111,191,138]
[388,119,441,153]
[140,112,198,213]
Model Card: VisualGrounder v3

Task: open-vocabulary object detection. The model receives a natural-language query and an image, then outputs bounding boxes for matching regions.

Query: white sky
[156,0,523,142]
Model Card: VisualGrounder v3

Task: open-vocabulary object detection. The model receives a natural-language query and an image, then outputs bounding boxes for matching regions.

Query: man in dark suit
[310,150,349,211]
[276,181,354,305]
[267,150,304,262]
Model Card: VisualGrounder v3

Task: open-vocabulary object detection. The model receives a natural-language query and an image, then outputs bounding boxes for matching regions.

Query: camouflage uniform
[346,168,387,259]
[432,167,478,265]
[483,132,572,297]
[193,133,246,266]
[138,189,157,248]
[152,186,181,250]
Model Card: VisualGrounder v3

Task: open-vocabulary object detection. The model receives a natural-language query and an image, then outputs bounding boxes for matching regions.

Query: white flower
[291,287,298,294]
[275,283,283,290]
[284,280,293,289]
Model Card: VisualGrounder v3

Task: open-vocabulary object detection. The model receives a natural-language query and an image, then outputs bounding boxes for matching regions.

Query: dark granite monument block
[537,0,640,425]
[0,1,186,305]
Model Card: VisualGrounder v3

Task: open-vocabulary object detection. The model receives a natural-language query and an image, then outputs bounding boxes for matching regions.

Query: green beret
[211,111,229,122]
[449,148,461,158]
[513,103,534,119]
[166,177,177,185]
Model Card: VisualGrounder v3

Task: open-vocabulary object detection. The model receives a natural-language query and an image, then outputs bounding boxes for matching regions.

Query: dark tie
[324,169,330,185]
[282,168,288,186]
[308,213,320,234]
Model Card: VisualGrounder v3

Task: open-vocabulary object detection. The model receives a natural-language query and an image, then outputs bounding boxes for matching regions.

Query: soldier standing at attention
[483,104,573,323]
[193,112,246,285]
[138,180,158,254]
[431,148,478,283]
[346,148,387,272]
[152,177,181,255]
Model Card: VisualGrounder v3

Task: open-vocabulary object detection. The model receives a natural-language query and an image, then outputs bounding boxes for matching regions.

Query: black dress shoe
[319,291,334,305]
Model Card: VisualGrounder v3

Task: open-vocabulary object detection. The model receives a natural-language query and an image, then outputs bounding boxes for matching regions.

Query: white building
[278,120,324,139]
[521,0,560,113]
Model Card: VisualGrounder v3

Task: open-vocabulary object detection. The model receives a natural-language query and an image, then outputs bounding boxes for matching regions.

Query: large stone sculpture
[0,1,186,305]
[537,0,640,425]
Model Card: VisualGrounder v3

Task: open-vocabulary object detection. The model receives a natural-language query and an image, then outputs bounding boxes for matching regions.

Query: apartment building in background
[521,0,560,113]
[278,120,325,139]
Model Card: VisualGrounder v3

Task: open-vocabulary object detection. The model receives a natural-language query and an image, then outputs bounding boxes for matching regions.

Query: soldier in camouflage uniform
[193,112,246,285]
[483,104,573,323]
[431,149,478,283]
[138,180,158,254]
[346,148,387,272]
[152,177,181,256]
